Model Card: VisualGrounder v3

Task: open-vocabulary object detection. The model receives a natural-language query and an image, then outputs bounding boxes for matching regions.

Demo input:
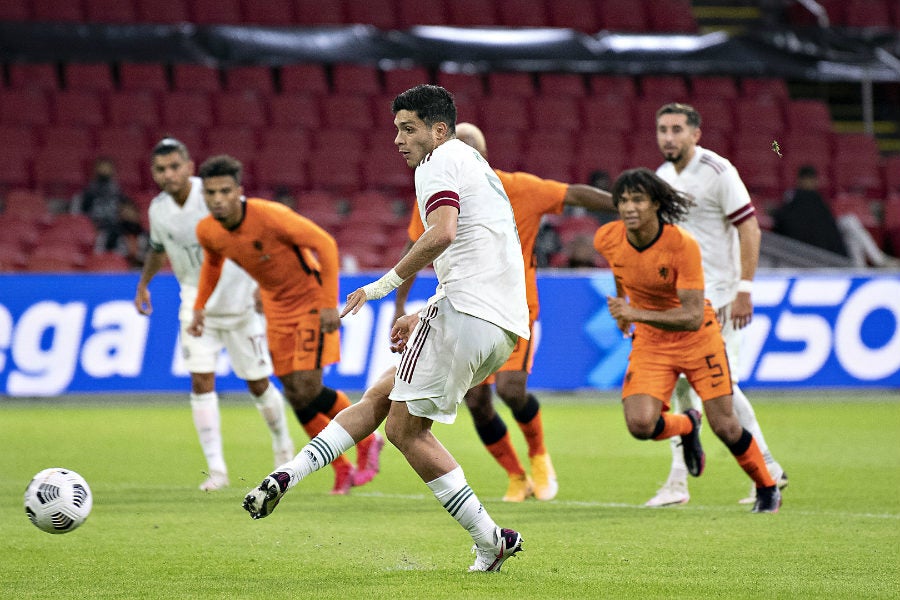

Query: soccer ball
[24,468,93,534]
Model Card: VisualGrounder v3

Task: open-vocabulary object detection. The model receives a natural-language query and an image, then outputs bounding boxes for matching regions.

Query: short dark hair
[797,164,818,179]
[391,84,457,135]
[612,167,694,224]
[198,154,243,184]
[656,103,702,128]
[151,137,190,160]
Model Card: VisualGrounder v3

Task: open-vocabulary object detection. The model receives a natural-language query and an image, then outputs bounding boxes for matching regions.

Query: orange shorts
[481,322,535,385]
[622,306,732,409]
[266,310,340,377]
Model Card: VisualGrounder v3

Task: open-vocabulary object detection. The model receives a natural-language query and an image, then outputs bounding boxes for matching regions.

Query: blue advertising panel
[0,271,898,397]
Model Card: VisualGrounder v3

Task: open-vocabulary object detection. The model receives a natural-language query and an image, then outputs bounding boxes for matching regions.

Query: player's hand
[731,293,753,329]
[135,286,152,315]
[606,295,633,322]
[341,288,368,317]
[320,308,340,333]
[390,313,419,353]
[615,317,634,338]
[187,309,205,337]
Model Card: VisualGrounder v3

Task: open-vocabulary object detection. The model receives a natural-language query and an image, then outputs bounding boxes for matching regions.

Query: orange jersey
[593,221,705,340]
[407,169,567,319]
[195,198,339,326]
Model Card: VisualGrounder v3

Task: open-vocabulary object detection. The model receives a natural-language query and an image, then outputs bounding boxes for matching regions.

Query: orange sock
[516,412,546,457]
[326,390,352,419]
[653,413,693,440]
[485,433,526,476]
[735,437,776,488]
[301,412,352,471]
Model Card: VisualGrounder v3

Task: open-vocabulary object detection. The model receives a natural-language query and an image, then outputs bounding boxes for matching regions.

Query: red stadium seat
[383,67,432,96]
[786,99,833,134]
[240,0,294,25]
[51,90,106,127]
[832,133,880,165]
[496,0,548,27]
[487,72,536,97]
[629,144,665,170]
[213,91,267,127]
[346,0,398,29]
[883,155,900,193]
[640,75,690,100]
[446,0,499,26]
[7,63,60,92]
[556,215,602,245]
[205,127,258,161]
[119,63,169,92]
[161,91,214,128]
[308,157,362,194]
[479,96,530,131]
[740,77,790,101]
[479,128,523,171]
[224,66,275,95]
[38,126,94,155]
[539,73,588,98]
[253,150,308,191]
[0,0,29,21]
[732,152,781,198]
[734,98,785,136]
[547,0,600,32]
[0,241,28,271]
[686,97,735,130]
[0,90,51,126]
[84,252,131,272]
[84,0,139,23]
[44,214,98,254]
[0,125,37,158]
[833,157,884,197]
[259,128,312,158]
[844,0,891,28]
[33,150,89,197]
[293,0,344,25]
[320,95,374,129]
[32,0,84,21]
[361,149,414,194]
[24,244,87,272]
[598,0,648,31]
[332,64,382,96]
[279,63,330,95]
[191,0,241,24]
[107,90,160,128]
[0,189,52,224]
[690,76,739,100]
[397,0,446,28]
[589,75,638,99]
[172,64,221,93]
[0,216,40,252]
[520,150,574,184]
[137,0,189,22]
[646,0,698,32]
[268,94,321,129]
[435,72,486,100]
[581,96,636,133]
[528,97,581,131]
[63,63,115,92]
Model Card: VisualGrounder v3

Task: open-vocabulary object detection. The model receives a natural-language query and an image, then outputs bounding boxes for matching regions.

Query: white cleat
[199,470,229,491]
[469,528,524,572]
[645,482,690,507]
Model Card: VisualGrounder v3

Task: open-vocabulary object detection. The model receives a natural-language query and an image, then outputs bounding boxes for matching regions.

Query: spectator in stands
[773,165,848,256]
[775,165,899,268]
[73,157,146,267]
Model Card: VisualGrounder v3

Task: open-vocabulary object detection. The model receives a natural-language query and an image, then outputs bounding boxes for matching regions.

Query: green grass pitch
[1,391,898,599]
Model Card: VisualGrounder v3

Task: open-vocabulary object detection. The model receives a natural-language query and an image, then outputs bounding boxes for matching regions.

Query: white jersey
[414,138,529,339]
[148,176,257,327]
[656,146,755,309]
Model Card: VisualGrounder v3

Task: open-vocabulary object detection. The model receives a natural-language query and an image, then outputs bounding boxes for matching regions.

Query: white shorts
[179,313,274,381]
[390,297,517,424]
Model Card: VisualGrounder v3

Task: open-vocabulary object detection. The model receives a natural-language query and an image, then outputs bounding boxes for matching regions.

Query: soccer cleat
[530,453,559,501]
[331,462,355,495]
[645,481,690,507]
[739,469,789,504]
[242,471,291,519]
[273,444,295,469]
[352,431,385,487]
[469,528,524,572]
[751,485,782,513]
[502,473,534,502]
[681,409,706,477]
[199,470,229,491]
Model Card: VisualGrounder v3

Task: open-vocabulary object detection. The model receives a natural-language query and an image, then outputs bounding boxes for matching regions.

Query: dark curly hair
[612,168,694,224]
[198,154,243,184]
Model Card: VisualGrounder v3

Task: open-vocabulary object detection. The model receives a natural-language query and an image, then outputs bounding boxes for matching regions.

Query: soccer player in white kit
[135,138,294,491]
[647,103,788,506]
[243,85,530,572]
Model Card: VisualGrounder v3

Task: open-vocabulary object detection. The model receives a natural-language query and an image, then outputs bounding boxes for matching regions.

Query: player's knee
[624,415,655,440]
[709,416,743,445]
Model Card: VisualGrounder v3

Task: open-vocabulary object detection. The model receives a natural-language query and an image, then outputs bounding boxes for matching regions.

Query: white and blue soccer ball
[24,468,92,534]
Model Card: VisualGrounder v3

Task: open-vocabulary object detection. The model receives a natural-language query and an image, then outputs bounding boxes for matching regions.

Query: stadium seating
[136,0,190,22]
[7,62,59,91]
[161,91,214,127]
[690,76,739,100]
[547,0,600,31]
[640,75,690,100]
[32,0,84,21]
[786,99,833,134]
[279,63,330,95]
[0,90,51,126]
[119,63,169,92]
[239,0,294,25]
[844,0,891,28]
[487,72,537,97]
[538,73,588,98]
[172,64,221,93]
[646,0,698,33]
[268,94,321,129]
[332,64,382,96]
[84,252,131,272]
[190,0,241,24]
[224,66,275,94]
[496,0,548,28]
[383,67,432,96]
[598,0,648,31]
[446,0,499,27]
[528,96,582,131]
[107,90,160,128]
[346,0,398,30]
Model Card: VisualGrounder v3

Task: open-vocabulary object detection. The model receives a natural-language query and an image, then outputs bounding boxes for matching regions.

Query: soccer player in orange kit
[188,154,383,495]
[593,167,781,513]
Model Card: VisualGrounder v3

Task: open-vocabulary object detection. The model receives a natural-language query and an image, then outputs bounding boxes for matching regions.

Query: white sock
[731,384,777,466]
[191,391,226,475]
[252,383,293,453]
[426,466,498,550]
[283,421,354,488]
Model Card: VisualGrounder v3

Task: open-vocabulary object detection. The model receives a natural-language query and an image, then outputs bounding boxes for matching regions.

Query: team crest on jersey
[658,266,669,280]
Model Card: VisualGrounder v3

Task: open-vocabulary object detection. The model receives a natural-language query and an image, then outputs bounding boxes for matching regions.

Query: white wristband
[361,268,404,300]
[737,279,753,294]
